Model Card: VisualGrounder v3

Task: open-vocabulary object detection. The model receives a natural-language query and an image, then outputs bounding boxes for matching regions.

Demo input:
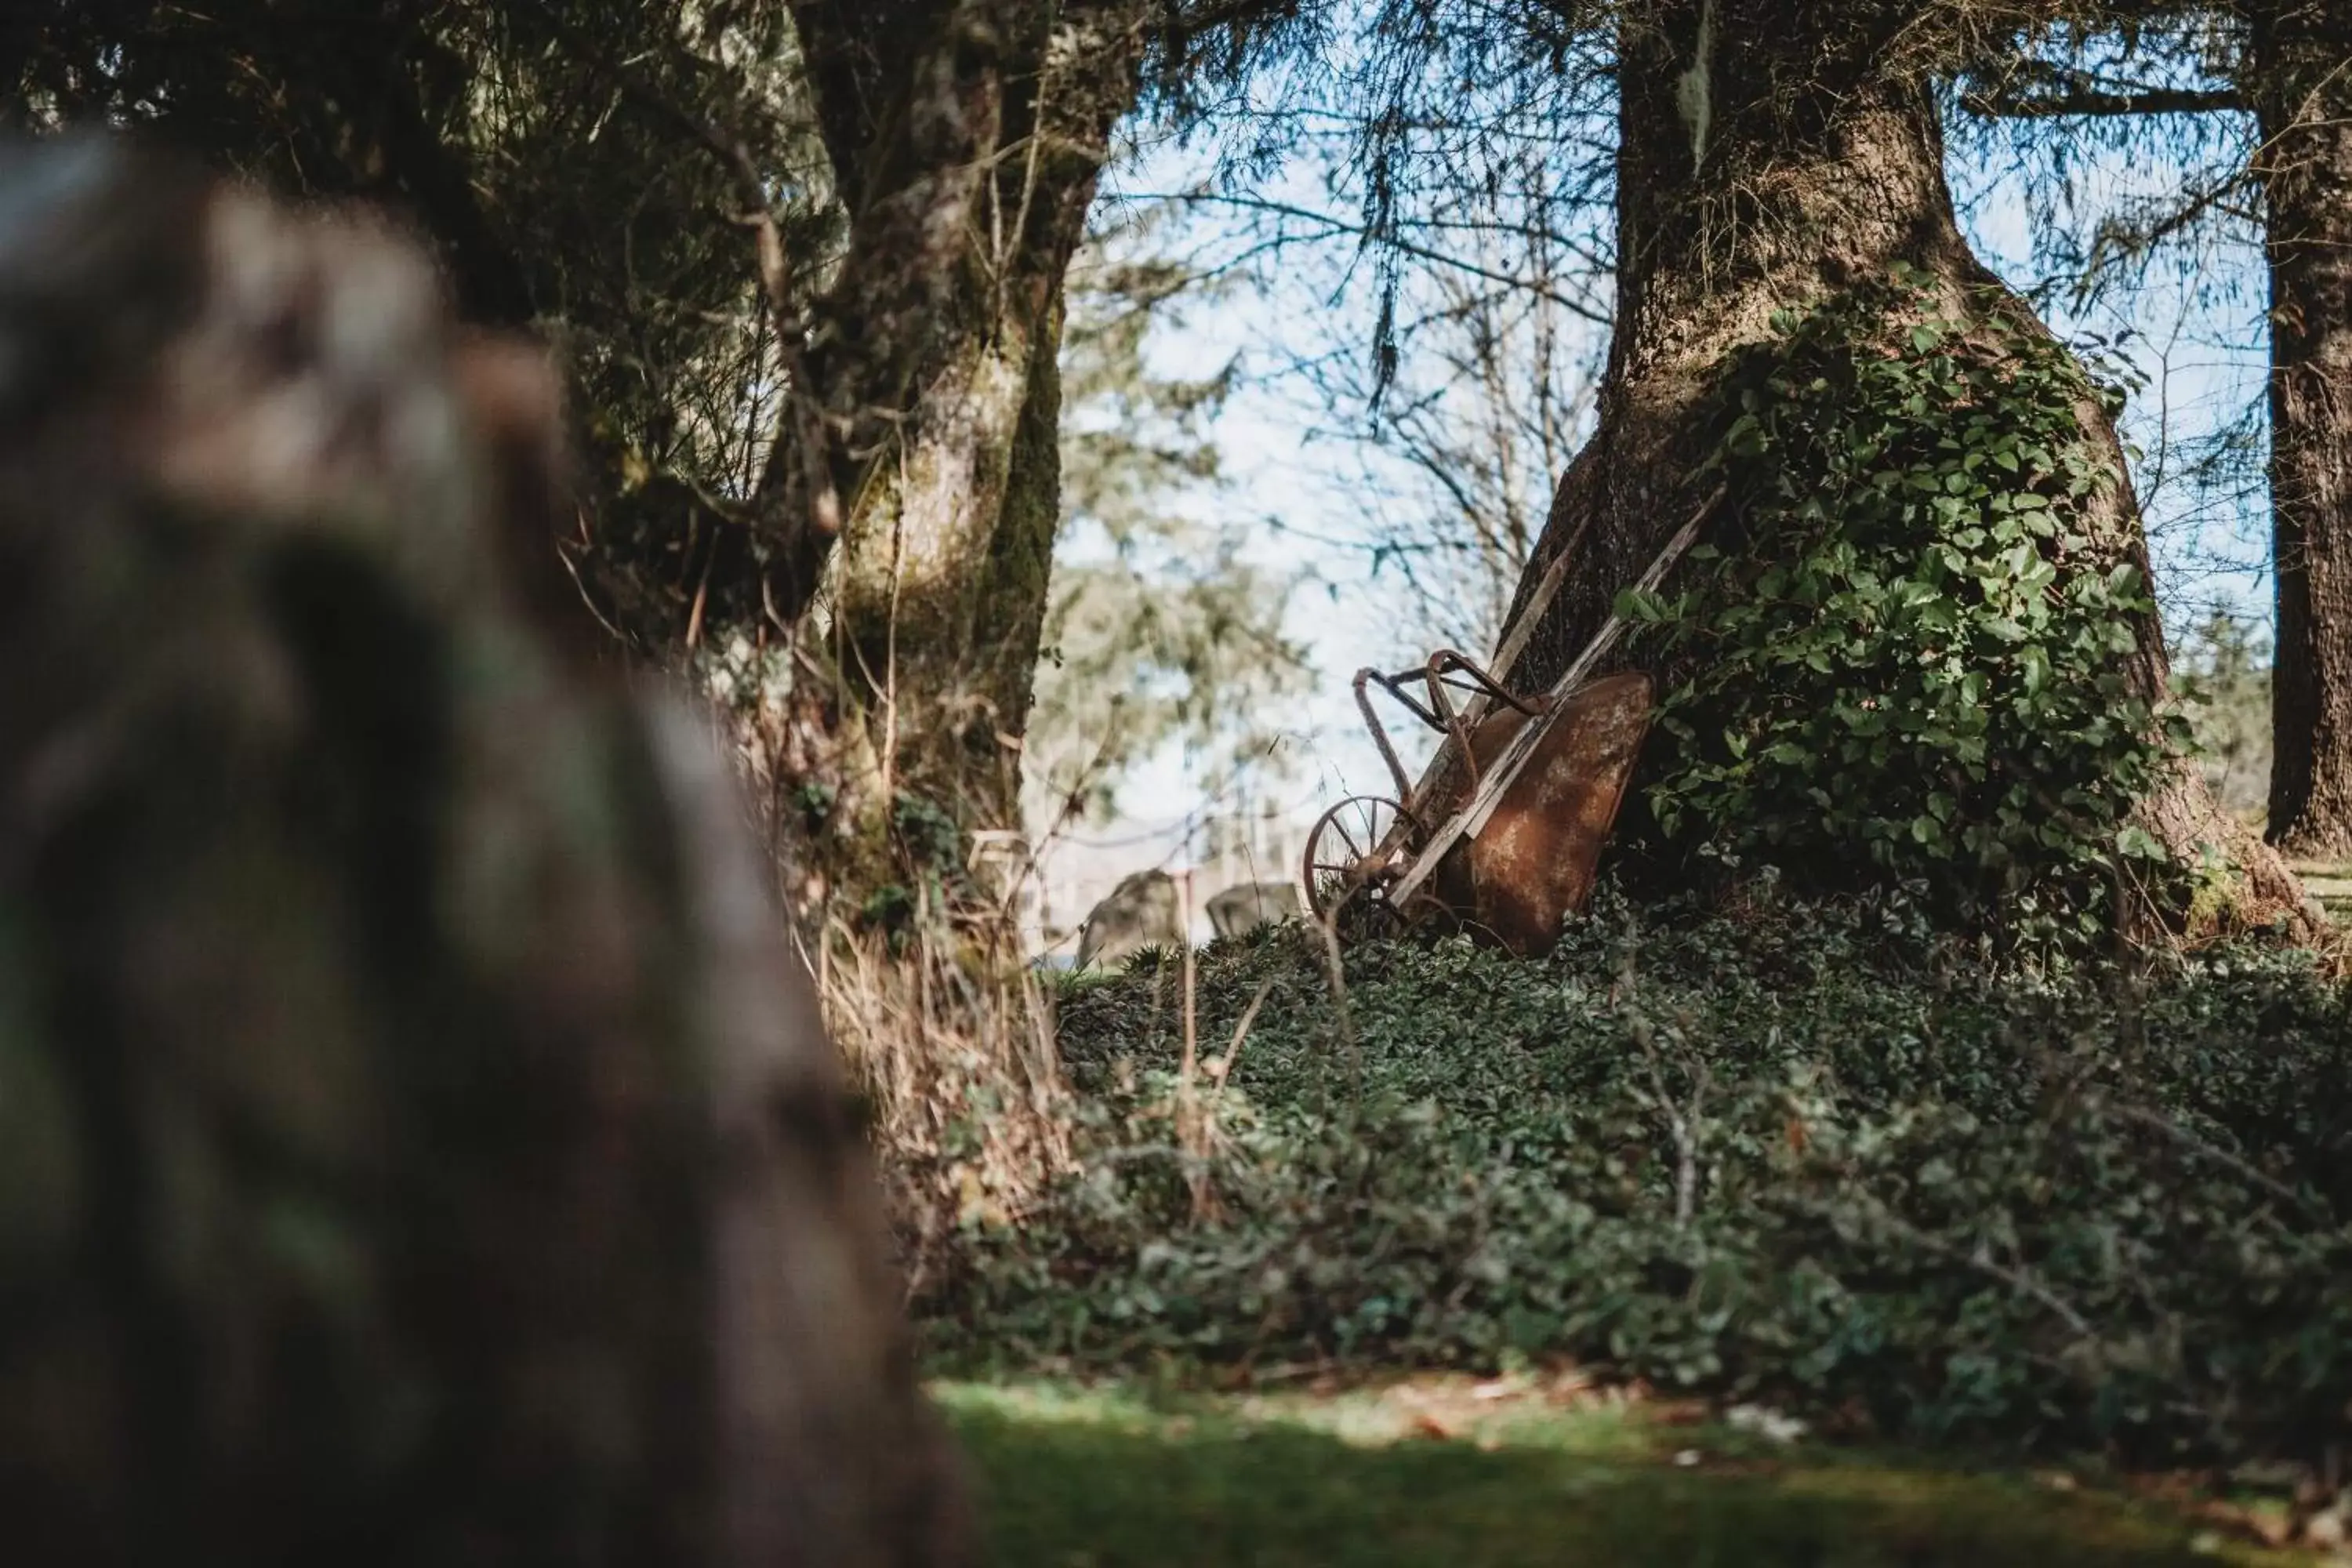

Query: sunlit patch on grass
[934,1376,2312,1567]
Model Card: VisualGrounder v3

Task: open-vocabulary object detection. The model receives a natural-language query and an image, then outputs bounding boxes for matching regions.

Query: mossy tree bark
[1483,0,2307,931]
[768,0,1148,859]
[6,1,1150,909]
[2252,0,2352,858]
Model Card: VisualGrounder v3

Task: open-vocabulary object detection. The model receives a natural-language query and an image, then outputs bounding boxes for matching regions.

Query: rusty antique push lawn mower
[1301,498,1716,957]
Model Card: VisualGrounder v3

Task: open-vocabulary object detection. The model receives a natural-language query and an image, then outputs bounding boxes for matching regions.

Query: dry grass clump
[814,895,1073,1294]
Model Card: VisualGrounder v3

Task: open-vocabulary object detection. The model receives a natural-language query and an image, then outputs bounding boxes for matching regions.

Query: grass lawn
[936,1377,2314,1567]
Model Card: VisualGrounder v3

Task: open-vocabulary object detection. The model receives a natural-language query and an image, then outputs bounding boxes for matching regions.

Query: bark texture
[0,139,964,1567]
[1477,0,2307,931]
[8,2,1142,905]
[2254,0,2352,858]
[774,0,1150,829]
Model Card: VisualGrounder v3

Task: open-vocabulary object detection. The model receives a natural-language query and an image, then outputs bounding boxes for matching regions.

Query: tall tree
[3,1,839,680]
[768,0,1158,845]
[2,0,1301,909]
[1957,4,2352,857]
[2247,1,2352,855]
[1459,0,2307,934]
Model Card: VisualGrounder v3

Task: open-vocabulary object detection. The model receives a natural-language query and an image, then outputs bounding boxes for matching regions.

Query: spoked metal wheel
[1301,794,1426,935]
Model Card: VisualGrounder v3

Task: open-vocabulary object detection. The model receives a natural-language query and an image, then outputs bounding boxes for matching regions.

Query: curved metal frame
[1352,650,1540,807]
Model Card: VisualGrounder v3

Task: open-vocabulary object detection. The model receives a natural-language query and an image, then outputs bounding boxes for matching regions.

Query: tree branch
[1965,83,2246,120]
[1146,189,1616,325]
[1962,58,2245,122]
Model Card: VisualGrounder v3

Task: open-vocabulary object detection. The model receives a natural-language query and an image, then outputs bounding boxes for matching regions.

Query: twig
[1212,978,1279,1112]
[2094,1096,2324,1219]
[1310,911,1362,1114]
[1862,1200,2096,1341]
[684,544,715,649]
[1621,952,1711,1229]
[1177,869,1221,1224]
[1135,190,1614,325]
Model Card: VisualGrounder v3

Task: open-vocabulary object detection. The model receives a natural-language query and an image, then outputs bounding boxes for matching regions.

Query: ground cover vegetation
[12,0,2352,1561]
[920,897,2352,1483]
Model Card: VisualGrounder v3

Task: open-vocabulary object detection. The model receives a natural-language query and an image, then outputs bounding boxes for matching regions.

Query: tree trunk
[2253,0,2352,858]
[773,0,1148,837]
[10,1,1142,904]
[0,140,965,1567]
[1479,0,2308,933]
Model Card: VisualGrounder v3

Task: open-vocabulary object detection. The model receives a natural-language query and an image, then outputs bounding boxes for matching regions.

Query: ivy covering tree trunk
[2252,0,2352,858]
[1486,0,2307,942]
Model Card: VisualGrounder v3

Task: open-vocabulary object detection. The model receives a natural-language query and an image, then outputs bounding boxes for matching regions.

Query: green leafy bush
[1623,271,2191,949]
[919,896,2352,1467]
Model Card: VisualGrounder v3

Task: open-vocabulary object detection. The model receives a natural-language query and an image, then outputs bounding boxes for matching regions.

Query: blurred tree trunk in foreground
[0,137,964,1567]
